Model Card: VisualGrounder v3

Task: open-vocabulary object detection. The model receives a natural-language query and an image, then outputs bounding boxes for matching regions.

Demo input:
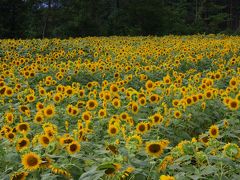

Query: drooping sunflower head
[106,144,119,154]
[223,143,240,159]
[10,171,28,180]
[126,134,142,149]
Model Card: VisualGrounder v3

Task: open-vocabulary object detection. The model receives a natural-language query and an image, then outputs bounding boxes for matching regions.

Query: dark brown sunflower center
[43,137,50,144]
[230,101,237,108]
[70,144,77,152]
[139,124,145,132]
[211,129,217,135]
[110,127,117,134]
[27,156,38,166]
[84,115,89,120]
[19,140,27,147]
[89,102,95,107]
[46,109,53,115]
[105,167,115,175]
[149,144,161,153]
[19,124,27,131]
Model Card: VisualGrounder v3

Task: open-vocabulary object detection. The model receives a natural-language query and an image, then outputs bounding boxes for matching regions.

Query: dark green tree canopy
[0,0,239,38]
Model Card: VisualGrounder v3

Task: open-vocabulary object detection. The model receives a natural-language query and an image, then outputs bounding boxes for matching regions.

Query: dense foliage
[0,35,239,179]
[0,0,240,38]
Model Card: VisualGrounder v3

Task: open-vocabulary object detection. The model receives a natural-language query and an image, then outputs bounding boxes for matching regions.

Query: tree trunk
[42,0,52,38]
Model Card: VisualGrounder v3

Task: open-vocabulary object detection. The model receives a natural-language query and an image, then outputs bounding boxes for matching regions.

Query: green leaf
[79,166,105,180]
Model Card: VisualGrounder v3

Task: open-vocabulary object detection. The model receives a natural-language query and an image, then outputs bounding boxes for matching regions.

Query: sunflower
[21,152,41,171]
[36,102,44,111]
[110,84,118,93]
[120,112,129,121]
[39,157,52,169]
[204,90,213,99]
[138,96,147,106]
[136,122,147,134]
[34,112,44,124]
[209,125,219,139]
[131,102,139,114]
[98,108,107,118]
[66,105,79,116]
[4,86,14,97]
[19,105,30,115]
[174,110,182,119]
[16,122,30,134]
[185,96,193,106]
[149,94,160,104]
[160,175,175,180]
[82,111,92,121]
[38,87,46,96]
[151,113,163,125]
[104,163,121,176]
[86,99,98,110]
[227,98,239,111]
[5,112,14,124]
[126,134,142,148]
[199,134,209,145]
[192,95,198,103]
[59,136,74,146]
[78,89,85,98]
[229,77,238,87]
[145,80,155,90]
[106,144,119,154]
[103,91,111,101]
[163,75,171,85]
[10,172,28,180]
[108,125,119,136]
[43,105,55,118]
[6,131,15,142]
[172,99,179,107]
[65,86,74,96]
[223,143,240,159]
[39,134,51,148]
[112,98,121,108]
[26,94,35,103]
[145,141,163,157]
[53,93,62,103]
[16,137,30,151]
[197,93,204,100]
[66,141,81,154]
[43,126,57,139]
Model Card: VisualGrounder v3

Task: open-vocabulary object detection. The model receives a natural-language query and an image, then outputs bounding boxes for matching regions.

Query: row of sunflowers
[0,35,239,180]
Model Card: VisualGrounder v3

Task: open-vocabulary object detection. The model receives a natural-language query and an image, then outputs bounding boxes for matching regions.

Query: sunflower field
[0,35,239,180]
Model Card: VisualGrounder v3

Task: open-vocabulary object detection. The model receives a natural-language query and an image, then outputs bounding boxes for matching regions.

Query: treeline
[0,0,240,38]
